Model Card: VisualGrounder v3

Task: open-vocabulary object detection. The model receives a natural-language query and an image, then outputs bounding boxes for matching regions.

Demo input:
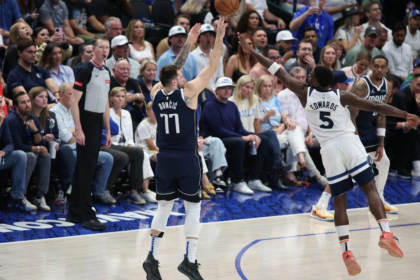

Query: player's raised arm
[237,33,308,104]
[183,17,227,107]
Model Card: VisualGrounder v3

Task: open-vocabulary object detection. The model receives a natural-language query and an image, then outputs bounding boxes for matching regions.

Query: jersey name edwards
[309,101,338,111]
[158,100,178,111]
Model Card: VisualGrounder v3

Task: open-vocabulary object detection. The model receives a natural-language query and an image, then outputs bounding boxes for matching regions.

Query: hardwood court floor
[0,203,418,280]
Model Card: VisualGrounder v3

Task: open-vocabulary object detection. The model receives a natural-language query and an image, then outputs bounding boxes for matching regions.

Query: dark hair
[413,73,420,80]
[72,43,93,67]
[17,39,36,53]
[28,86,50,131]
[93,36,109,47]
[356,50,372,63]
[159,65,180,87]
[303,26,317,37]
[39,42,62,70]
[392,22,407,34]
[314,66,333,87]
[263,45,278,58]
[13,91,28,108]
[372,54,388,65]
[17,0,34,17]
[235,10,263,34]
[32,26,47,42]
[297,39,312,51]
[174,13,191,25]
[251,27,266,37]
[363,0,380,13]
[386,74,400,89]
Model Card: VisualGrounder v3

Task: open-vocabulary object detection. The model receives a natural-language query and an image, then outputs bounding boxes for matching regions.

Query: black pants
[387,129,420,170]
[101,145,144,192]
[68,113,102,222]
[222,136,269,183]
[52,145,76,189]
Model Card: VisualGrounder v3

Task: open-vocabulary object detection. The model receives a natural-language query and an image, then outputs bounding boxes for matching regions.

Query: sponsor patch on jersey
[74,81,83,87]
[105,79,110,84]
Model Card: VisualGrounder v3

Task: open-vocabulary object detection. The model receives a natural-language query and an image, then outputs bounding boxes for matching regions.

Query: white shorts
[320,133,374,196]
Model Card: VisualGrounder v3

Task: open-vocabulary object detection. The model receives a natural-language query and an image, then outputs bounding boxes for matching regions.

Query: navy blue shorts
[155,152,202,202]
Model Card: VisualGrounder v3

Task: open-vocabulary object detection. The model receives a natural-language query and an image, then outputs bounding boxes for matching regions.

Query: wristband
[137,93,141,100]
[33,130,40,135]
[268,62,281,75]
[37,146,40,154]
[402,122,405,130]
[376,128,386,137]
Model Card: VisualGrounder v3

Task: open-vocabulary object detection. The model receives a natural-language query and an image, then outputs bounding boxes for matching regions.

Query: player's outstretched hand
[406,113,420,130]
[187,23,201,45]
[216,16,227,38]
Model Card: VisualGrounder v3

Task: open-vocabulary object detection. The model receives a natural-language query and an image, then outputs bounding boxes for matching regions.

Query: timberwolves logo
[367,155,374,167]
[367,155,379,176]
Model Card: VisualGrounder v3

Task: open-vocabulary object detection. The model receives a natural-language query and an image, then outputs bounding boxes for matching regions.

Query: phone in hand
[55,27,64,40]
[314,0,319,8]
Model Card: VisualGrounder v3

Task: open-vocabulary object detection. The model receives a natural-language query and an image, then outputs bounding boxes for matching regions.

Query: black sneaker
[397,168,411,180]
[177,254,203,280]
[143,252,162,280]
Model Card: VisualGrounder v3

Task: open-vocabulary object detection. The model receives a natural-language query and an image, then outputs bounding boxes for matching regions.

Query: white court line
[1,201,419,246]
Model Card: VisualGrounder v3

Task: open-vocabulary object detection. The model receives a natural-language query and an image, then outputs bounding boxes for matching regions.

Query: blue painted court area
[0,177,419,243]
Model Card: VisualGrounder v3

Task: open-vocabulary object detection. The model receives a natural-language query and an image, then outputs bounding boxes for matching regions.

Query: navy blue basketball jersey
[153,89,198,154]
[355,76,387,151]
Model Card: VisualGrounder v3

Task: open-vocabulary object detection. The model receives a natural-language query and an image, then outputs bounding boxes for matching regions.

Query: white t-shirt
[246,0,268,19]
[228,96,261,133]
[337,26,362,46]
[135,118,157,155]
[324,0,357,21]
[405,26,420,59]
[129,43,154,62]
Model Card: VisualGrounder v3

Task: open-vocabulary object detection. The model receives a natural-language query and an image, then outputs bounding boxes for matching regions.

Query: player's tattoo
[184,93,197,107]
[173,43,192,69]
[350,80,368,98]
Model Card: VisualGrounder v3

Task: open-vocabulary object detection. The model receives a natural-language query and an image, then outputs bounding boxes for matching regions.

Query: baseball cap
[169,26,187,37]
[414,59,420,68]
[365,26,380,37]
[342,6,359,19]
[276,30,297,42]
[111,35,132,48]
[200,24,216,35]
[332,71,354,84]
[216,77,234,88]
[409,9,420,18]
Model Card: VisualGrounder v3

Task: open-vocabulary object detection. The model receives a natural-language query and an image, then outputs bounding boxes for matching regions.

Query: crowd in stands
[1,0,420,219]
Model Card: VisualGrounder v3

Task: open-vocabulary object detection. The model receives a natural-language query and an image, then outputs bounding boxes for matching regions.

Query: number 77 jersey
[304,87,356,145]
[153,88,198,154]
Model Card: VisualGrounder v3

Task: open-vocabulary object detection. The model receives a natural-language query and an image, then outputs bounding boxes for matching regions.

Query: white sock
[340,239,350,252]
[336,225,350,252]
[316,192,332,209]
[186,239,198,263]
[150,235,162,260]
[413,160,420,171]
[215,169,223,177]
[378,219,391,232]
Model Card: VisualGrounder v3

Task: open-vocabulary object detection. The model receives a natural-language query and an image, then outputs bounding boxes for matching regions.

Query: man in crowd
[285,39,315,80]
[104,17,123,58]
[400,59,420,90]
[275,30,297,66]
[345,26,381,67]
[105,35,140,80]
[361,1,392,43]
[302,26,321,64]
[331,70,354,91]
[405,9,420,61]
[252,27,268,53]
[250,45,283,94]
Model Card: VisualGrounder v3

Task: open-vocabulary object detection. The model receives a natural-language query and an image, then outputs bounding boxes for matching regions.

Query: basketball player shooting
[143,19,227,280]
[238,33,420,276]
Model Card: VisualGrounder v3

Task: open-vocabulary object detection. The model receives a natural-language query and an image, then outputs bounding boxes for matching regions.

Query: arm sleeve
[0,122,14,157]
[49,112,60,140]
[38,5,52,22]
[234,106,251,136]
[137,123,151,140]
[109,117,119,136]
[51,108,73,143]
[122,111,135,146]
[33,116,46,147]
[73,65,92,92]
[2,45,18,81]
[6,70,23,92]
[383,47,396,75]
[278,94,289,116]
[12,0,23,21]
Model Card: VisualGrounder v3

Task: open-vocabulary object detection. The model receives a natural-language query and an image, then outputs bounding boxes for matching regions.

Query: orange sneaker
[378,231,404,258]
[342,250,361,276]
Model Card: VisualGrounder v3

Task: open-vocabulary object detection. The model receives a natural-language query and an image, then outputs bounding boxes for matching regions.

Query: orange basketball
[215,0,240,17]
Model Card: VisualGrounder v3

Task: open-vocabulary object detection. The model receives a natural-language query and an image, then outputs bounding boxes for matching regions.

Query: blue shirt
[7,64,52,98]
[72,61,83,75]
[156,48,199,82]
[258,97,283,131]
[0,120,14,157]
[50,65,75,88]
[291,6,334,52]
[0,0,22,31]
[101,117,119,145]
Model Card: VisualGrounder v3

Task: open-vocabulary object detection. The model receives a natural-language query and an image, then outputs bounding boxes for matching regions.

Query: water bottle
[249,141,257,155]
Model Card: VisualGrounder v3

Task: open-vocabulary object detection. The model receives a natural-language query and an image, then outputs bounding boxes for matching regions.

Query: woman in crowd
[225,37,256,84]
[38,42,75,89]
[180,0,213,27]
[335,5,363,53]
[71,44,94,75]
[318,44,339,71]
[341,50,372,90]
[256,75,307,187]
[138,59,158,104]
[28,86,75,210]
[109,87,156,203]
[324,0,357,32]
[328,39,344,69]
[126,19,155,64]
[32,27,73,65]
[231,10,264,54]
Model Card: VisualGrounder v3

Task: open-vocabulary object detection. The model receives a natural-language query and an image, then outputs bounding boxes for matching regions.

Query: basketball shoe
[178,254,203,280]
[342,250,361,276]
[378,231,404,258]
[143,252,162,280]
[384,201,399,214]
[310,205,334,222]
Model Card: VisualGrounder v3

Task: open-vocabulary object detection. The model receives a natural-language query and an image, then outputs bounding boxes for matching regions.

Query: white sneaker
[232,181,254,194]
[142,190,157,203]
[33,196,51,212]
[411,169,420,178]
[248,179,272,192]
[316,176,328,187]
[384,201,399,214]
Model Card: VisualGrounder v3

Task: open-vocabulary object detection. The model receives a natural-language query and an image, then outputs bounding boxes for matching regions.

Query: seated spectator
[201,77,269,195]
[383,22,413,81]
[191,24,224,92]
[324,0,357,31]
[376,27,388,51]
[38,42,75,89]
[285,39,315,81]
[249,45,283,95]
[341,50,372,90]
[32,26,73,65]
[179,0,213,27]
[225,36,256,84]
[0,101,33,212]
[344,26,381,67]
[231,10,263,54]
[65,0,105,43]
[136,101,158,161]
[155,14,192,60]
[406,9,420,61]
[6,91,51,211]
[106,87,156,203]
[251,27,268,53]
[0,0,32,41]
[290,0,334,51]
[328,39,344,69]
[138,59,158,104]
[302,26,321,64]
[38,0,84,45]
[335,5,363,53]
[28,86,75,191]
[361,1,392,43]
[71,43,93,75]
[110,58,145,131]
[126,20,155,64]
[2,22,32,81]
[105,35,140,80]
[245,0,286,30]
[7,40,59,103]
[50,83,115,204]
[16,0,39,28]
[91,0,134,24]
[318,44,338,71]
[275,30,297,66]
[400,59,420,90]
[157,26,199,82]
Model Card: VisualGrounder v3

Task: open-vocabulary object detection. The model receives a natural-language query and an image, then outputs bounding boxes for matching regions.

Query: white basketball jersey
[304,87,355,145]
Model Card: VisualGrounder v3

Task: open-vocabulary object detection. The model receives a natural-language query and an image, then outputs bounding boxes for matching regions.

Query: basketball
[215,0,240,17]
